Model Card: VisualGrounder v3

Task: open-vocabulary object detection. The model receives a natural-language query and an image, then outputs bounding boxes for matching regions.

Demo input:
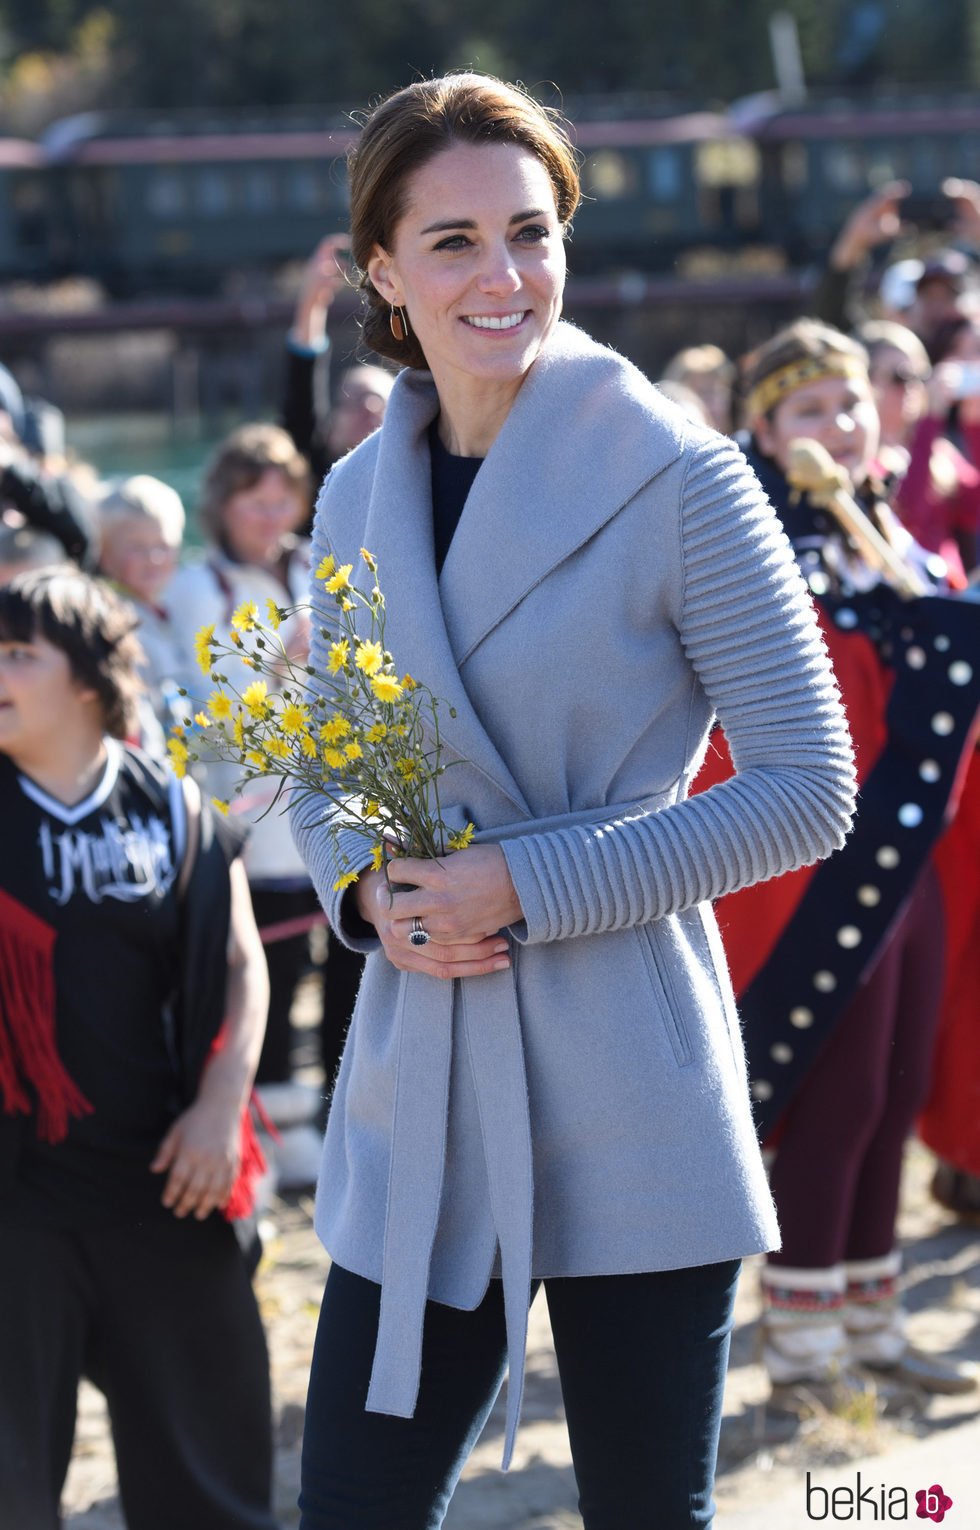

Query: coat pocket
[635,923,694,1067]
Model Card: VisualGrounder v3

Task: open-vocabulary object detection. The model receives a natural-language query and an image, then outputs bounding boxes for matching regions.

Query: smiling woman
[290,74,857,1530]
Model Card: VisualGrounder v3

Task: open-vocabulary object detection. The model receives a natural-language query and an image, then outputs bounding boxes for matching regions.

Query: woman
[168,424,328,1187]
[291,76,856,1530]
[891,312,980,587]
[703,319,980,1406]
[0,567,276,1530]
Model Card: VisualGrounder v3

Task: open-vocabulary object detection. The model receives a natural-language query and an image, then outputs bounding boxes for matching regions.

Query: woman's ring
[409,916,430,948]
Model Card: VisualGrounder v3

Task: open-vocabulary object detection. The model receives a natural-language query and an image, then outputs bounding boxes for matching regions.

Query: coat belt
[363,789,675,1468]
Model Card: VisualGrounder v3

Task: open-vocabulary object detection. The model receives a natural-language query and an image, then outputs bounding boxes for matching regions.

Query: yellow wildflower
[370,843,385,871]
[280,700,310,735]
[448,823,476,850]
[401,674,418,690]
[300,734,318,759]
[342,598,356,612]
[333,870,359,891]
[364,800,380,817]
[396,759,417,779]
[344,741,363,760]
[315,554,336,582]
[325,563,353,594]
[208,690,233,722]
[232,714,246,747]
[371,674,403,704]
[266,737,290,760]
[229,627,243,647]
[265,598,283,630]
[246,750,266,769]
[242,680,270,717]
[327,640,350,675]
[319,714,351,744]
[167,735,189,779]
[324,747,346,769]
[365,722,388,743]
[232,599,258,631]
[194,624,216,675]
[211,798,230,816]
[360,547,377,571]
[194,711,209,727]
[355,640,384,676]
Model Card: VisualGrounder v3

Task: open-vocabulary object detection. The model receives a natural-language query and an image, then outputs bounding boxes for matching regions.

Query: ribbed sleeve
[500,436,857,945]
[289,506,382,952]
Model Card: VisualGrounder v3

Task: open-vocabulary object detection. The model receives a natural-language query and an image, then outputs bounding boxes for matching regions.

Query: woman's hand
[354,845,521,979]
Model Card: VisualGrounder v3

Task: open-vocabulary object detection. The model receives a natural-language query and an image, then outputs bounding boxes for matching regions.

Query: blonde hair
[662,344,734,386]
[98,474,186,548]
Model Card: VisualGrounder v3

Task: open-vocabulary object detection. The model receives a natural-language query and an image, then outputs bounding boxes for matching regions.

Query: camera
[901,192,956,230]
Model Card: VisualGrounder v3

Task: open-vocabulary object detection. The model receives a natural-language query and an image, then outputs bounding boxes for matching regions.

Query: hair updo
[347,73,581,370]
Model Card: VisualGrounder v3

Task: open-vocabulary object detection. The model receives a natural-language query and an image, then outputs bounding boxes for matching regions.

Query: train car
[41,110,357,295]
[748,92,980,264]
[0,138,52,283]
[24,92,980,296]
[569,111,767,275]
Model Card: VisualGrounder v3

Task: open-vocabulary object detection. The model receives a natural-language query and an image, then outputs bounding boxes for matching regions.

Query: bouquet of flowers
[167,547,473,891]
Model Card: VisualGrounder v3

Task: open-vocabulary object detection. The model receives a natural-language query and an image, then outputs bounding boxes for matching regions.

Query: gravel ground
[60,982,980,1528]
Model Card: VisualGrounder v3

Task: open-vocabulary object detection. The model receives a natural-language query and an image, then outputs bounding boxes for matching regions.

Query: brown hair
[739,319,869,428]
[348,72,581,370]
[197,423,312,544]
[0,566,144,738]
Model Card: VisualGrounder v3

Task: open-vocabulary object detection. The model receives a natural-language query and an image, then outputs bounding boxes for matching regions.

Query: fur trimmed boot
[845,1251,978,1395]
[760,1263,864,1413]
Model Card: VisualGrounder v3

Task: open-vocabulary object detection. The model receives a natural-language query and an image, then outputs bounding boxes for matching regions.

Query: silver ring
[409,916,430,948]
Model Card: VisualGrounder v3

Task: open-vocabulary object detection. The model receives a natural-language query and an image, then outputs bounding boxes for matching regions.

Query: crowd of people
[1,71,979,1530]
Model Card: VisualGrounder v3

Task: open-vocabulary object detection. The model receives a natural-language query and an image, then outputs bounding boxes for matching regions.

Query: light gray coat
[292,322,856,1464]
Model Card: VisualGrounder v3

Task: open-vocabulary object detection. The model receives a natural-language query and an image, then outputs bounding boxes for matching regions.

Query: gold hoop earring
[389,304,408,342]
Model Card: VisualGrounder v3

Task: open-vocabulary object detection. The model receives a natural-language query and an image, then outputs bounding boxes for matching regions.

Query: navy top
[428,422,483,574]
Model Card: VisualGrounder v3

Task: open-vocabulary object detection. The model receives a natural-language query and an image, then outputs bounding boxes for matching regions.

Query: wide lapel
[439,322,688,666]
[338,368,531,818]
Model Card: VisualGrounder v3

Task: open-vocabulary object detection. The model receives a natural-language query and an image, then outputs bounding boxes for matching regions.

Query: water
[66,412,244,548]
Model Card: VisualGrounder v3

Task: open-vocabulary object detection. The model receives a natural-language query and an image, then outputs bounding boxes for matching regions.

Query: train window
[911,139,940,183]
[647,148,682,203]
[244,169,276,213]
[822,143,864,192]
[959,135,980,175]
[287,167,320,211]
[195,169,232,216]
[695,138,760,188]
[869,143,908,183]
[582,151,637,200]
[146,170,186,218]
[11,176,48,249]
[781,142,809,190]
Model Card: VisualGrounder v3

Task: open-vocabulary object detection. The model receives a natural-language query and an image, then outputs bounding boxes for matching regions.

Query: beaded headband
[746,355,868,420]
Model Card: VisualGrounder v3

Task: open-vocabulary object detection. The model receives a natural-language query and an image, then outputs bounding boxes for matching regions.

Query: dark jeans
[299,1258,741,1530]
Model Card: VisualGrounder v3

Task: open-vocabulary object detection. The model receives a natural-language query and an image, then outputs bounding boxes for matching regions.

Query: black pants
[0,1215,277,1530]
[299,1258,741,1530]
[249,886,364,1095]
